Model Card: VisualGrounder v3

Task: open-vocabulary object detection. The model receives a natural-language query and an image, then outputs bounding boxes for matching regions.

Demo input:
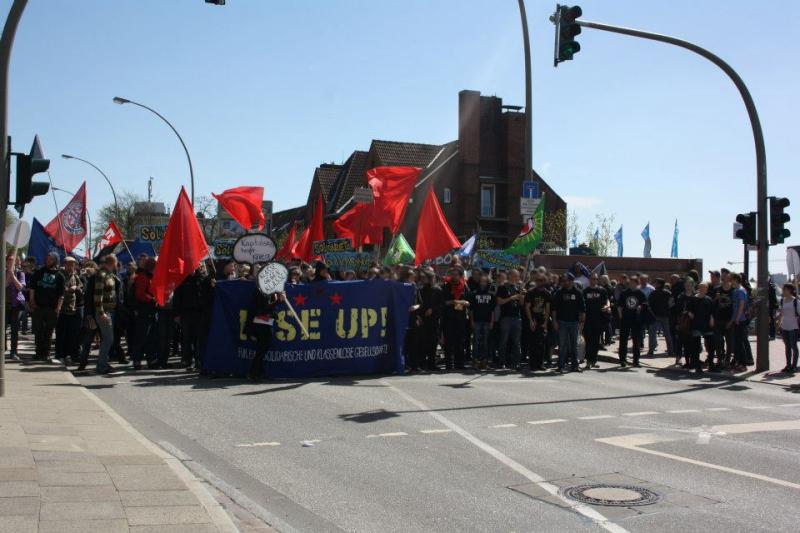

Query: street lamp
[112,96,195,206]
[61,154,119,221]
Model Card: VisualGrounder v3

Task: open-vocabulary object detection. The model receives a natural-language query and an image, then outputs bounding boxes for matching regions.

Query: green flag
[505,194,545,256]
[383,233,415,266]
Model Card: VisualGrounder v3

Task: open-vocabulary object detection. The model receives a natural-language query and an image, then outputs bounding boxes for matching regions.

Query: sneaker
[619,361,628,368]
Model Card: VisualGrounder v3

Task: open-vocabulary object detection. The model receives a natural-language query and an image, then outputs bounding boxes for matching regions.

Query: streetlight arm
[62,154,119,218]
[119,98,195,206]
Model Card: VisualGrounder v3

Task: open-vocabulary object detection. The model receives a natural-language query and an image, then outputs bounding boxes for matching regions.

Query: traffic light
[769,196,791,245]
[14,135,50,214]
[555,4,583,65]
[735,212,756,246]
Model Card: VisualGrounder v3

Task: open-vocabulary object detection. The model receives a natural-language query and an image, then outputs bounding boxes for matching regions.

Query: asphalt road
[78,356,800,533]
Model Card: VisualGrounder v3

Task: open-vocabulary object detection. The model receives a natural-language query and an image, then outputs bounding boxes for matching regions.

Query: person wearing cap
[28,252,65,362]
[54,257,84,366]
[93,255,120,374]
[551,272,586,373]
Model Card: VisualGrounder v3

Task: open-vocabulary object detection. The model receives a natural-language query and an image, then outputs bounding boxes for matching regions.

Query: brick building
[272,90,567,249]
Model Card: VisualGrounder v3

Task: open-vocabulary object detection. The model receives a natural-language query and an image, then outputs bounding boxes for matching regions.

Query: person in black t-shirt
[551,273,586,372]
[418,269,444,371]
[582,274,609,369]
[469,273,495,370]
[28,253,65,362]
[495,269,524,370]
[441,267,471,370]
[616,276,646,367]
[684,281,714,373]
[648,278,674,356]
[524,274,551,370]
[712,277,734,369]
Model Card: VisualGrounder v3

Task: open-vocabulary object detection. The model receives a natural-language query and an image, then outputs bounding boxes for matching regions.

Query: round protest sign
[233,233,277,265]
[257,262,288,295]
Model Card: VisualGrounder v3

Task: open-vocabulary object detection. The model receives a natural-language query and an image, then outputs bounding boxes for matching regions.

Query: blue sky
[4,0,797,273]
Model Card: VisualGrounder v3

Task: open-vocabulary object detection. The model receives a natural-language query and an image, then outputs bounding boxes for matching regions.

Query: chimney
[459,90,481,166]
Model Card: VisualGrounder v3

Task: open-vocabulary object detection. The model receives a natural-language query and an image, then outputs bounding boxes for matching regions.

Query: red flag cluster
[293,192,325,262]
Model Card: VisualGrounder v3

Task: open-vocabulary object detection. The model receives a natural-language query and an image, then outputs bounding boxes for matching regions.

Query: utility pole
[0,0,28,398]
[551,7,770,371]
[148,176,153,203]
[517,0,533,184]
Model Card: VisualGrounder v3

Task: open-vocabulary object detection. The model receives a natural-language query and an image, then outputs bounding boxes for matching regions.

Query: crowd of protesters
[4,251,800,377]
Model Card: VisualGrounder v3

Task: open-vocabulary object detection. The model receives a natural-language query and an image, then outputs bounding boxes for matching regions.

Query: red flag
[294,192,325,262]
[414,186,460,266]
[212,186,265,231]
[94,221,124,256]
[367,166,421,233]
[44,182,87,253]
[275,222,299,260]
[332,203,384,248]
[151,187,209,306]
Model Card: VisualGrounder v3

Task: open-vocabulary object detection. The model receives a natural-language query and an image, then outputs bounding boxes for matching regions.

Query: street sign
[522,181,540,199]
[520,197,540,215]
[354,187,373,204]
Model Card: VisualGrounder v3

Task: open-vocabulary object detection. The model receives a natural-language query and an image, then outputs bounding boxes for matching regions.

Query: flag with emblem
[504,193,544,256]
[44,182,87,254]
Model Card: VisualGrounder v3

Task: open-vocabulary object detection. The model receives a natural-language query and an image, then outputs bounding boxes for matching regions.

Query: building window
[443,188,452,204]
[480,184,495,218]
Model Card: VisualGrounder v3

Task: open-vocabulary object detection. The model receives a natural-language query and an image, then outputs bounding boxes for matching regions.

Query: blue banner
[203,279,414,378]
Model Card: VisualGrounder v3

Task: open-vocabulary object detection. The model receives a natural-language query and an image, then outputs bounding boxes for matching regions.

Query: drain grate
[561,484,661,507]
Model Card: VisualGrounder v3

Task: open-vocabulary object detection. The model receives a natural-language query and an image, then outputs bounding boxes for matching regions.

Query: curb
[64,369,240,533]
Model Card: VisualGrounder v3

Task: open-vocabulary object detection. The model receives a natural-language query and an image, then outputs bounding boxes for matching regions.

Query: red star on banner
[329,292,343,305]
[293,294,307,307]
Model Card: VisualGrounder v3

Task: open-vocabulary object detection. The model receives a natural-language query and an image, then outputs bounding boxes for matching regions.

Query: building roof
[328,150,369,214]
[370,139,443,168]
[271,205,306,233]
[314,163,343,203]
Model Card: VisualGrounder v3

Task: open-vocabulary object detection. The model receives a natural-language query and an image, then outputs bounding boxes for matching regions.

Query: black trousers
[584,319,603,365]
[405,323,422,370]
[421,317,439,369]
[248,324,273,378]
[443,317,466,369]
[685,335,703,370]
[55,310,83,359]
[529,322,548,369]
[5,306,21,354]
[180,312,201,368]
[132,306,158,365]
[32,307,58,360]
[618,320,641,364]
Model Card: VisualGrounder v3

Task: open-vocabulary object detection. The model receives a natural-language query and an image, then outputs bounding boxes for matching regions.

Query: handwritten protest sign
[257,262,288,295]
[233,233,277,265]
[312,238,353,256]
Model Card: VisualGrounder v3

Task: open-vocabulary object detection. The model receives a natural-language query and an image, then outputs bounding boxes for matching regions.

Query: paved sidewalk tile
[0,359,232,532]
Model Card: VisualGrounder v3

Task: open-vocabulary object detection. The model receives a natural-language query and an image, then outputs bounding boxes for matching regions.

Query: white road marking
[705,407,731,412]
[622,411,659,417]
[491,423,518,428]
[381,380,628,533]
[419,429,452,434]
[598,420,800,490]
[366,432,408,438]
[235,441,281,448]
[667,409,700,413]
[779,403,800,408]
[743,405,772,410]
[301,439,321,444]
[578,415,616,420]
[527,419,567,425]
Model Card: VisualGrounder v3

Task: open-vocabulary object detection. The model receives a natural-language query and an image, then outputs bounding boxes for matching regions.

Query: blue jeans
[498,317,522,368]
[472,322,491,363]
[558,321,579,369]
[96,311,115,373]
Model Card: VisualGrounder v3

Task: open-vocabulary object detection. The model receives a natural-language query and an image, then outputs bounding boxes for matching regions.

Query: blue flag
[28,218,66,265]
[670,219,679,258]
[457,234,477,258]
[614,226,623,257]
[641,222,652,258]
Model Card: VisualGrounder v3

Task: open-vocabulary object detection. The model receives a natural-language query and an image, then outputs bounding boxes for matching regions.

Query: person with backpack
[778,283,799,373]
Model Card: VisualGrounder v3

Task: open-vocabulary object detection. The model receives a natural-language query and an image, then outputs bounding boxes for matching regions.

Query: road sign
[520,197,540,216]
[354,187,373,204]
[522,181,540,199]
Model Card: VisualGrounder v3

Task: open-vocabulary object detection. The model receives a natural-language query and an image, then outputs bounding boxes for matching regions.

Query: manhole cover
[562,484,660,507]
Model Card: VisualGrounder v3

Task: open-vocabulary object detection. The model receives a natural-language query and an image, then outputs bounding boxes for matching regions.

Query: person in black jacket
[683,281,714,374]
[245,286,284,380]
[400,268,423,372]
[582,273,608,370]
[617,276,646,367]
[648,278,673,356]
[441,267,471,370]
[418,269,444,371]
[173,267,206,371]
[524,274,550,371]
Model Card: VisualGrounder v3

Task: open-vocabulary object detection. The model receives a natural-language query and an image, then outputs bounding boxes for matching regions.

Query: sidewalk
[596,336,800,389]
[0,359,239,533]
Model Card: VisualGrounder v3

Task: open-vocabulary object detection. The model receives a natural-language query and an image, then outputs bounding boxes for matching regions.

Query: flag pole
[283,298,309,338]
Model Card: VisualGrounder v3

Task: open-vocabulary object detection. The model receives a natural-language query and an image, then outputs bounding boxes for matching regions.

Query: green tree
[584,213,617,256]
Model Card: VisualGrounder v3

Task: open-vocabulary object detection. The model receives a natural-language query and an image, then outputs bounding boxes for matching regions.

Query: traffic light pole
[743,244,749,281]
[0,0,28,397]
[574,18,770,372]
[517,0,533,184]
